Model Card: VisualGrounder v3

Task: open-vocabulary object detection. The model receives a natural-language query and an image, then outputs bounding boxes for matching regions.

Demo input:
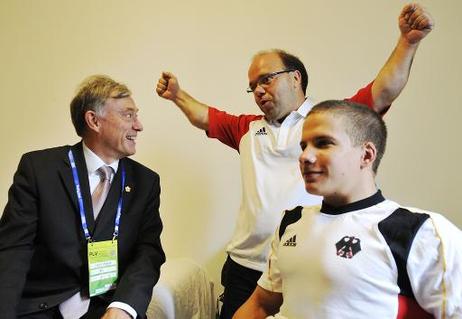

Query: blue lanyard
[68,150,125,241]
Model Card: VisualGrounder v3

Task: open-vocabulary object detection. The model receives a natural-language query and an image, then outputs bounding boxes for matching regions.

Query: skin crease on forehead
[299,112,377,206]
[248,53,305,122]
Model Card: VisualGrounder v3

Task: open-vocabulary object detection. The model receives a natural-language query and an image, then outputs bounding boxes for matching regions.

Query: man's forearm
[233,286,282,319]
[371,36,419,113]
[371,3,433,114]
[172,89,210,131]
[233,303,272,319]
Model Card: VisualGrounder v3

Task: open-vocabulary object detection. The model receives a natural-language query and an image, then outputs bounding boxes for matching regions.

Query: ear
[84,110,100,133]
[360,141,377,170]
[293,69,302,86]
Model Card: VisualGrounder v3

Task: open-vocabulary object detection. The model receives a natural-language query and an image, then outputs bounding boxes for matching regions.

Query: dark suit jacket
[0,142,165,318]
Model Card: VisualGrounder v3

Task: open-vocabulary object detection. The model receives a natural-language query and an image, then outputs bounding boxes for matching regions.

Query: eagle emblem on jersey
[335,236,361,258]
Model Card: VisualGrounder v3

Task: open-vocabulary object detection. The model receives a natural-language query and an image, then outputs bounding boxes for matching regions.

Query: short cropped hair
[307,100,387,173]
[254,49,309,95]
[70,75,131,137]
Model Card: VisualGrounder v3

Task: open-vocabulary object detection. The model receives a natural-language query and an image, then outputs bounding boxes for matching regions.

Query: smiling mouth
[303,171,323,181]
[127,135,137,141]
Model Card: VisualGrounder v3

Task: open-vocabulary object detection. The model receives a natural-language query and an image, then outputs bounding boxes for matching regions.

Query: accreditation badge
[88,240,118,297]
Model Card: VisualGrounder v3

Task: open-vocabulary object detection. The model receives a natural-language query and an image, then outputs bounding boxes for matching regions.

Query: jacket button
[39,302,48,309]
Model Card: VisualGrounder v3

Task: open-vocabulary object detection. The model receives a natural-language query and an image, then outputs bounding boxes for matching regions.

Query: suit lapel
[59,147,78,213]
[121,158,135,215]
[59,142,96,234]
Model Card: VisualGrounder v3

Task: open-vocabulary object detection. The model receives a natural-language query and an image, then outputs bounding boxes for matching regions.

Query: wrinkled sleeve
[0,154,38,318]
[345,81,390,116]
[258,228,283,293]
[207,107,262,152]
[407,213,462,318]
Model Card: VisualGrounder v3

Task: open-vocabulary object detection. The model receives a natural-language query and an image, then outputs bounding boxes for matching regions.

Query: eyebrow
[314,134,334,140]
[249,73,269,87]
[111,92,130,99]
[120,104,139,113]
[299,134,336,145]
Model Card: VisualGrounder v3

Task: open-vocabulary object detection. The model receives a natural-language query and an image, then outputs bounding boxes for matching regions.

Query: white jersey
[207,99,320,271]
[258,191,462,318]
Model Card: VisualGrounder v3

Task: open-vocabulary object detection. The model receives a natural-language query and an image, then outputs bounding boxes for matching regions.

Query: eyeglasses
[246,69,295,93]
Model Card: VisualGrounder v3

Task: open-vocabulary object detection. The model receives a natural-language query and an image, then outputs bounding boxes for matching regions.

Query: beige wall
[1,0,461,290]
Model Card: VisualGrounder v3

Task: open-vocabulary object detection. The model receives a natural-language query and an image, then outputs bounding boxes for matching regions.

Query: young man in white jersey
[234,100,462,319]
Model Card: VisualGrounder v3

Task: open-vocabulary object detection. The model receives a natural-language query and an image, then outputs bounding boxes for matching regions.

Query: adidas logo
[255,127,267,136]
[283,235,297,247]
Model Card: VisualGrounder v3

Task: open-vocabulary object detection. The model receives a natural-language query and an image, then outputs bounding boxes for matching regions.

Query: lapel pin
[125,186,131,193]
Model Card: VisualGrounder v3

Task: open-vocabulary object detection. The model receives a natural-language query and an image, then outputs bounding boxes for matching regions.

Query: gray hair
[70,75,131,137]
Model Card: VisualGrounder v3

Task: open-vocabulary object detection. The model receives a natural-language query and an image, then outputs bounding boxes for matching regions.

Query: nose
[299,146,316,165]
[133,116,143,132]
[253,84,265,96]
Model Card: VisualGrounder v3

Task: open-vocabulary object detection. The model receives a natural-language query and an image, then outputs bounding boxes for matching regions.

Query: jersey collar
[320,190,385,215]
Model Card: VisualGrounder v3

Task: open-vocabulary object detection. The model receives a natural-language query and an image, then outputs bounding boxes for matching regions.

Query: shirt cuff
[107,302,137,319]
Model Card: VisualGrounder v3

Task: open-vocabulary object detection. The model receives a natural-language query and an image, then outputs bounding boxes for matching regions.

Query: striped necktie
[92,165,113,218]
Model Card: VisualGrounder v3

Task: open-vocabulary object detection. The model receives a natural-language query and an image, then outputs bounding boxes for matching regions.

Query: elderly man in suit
[0,75,165,319]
